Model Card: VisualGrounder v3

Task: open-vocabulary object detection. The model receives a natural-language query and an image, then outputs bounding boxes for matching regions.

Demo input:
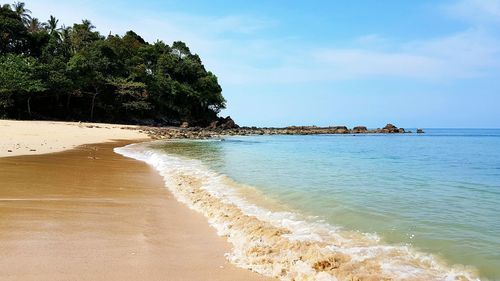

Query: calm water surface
[157,129,500,280]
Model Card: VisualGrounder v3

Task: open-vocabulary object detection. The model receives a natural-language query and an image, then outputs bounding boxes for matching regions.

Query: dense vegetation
[0,2,225,125]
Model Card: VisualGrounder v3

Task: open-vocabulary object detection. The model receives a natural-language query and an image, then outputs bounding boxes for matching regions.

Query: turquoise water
[155,129,500,280]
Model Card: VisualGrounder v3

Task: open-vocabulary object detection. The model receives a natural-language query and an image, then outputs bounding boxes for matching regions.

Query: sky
[23,0,500,128]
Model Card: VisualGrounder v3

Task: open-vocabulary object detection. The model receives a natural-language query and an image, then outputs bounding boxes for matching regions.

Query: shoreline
[0,120,149,157]
[0,120,478,280]
[117,140,481,281]
[0,120,271,280]
[0,141,272,281]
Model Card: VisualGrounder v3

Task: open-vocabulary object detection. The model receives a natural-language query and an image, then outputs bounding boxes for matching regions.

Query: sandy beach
[0,120,271,281]
[0,120,149,157]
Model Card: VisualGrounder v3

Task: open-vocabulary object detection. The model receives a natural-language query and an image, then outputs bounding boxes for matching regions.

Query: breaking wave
[115,141,480,281]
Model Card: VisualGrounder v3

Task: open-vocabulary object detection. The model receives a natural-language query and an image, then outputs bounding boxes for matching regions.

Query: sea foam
[115,141,480,281]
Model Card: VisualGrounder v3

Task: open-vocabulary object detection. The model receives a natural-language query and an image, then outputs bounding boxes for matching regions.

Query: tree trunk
[90,91,98,121]
[27,96,31,118]
[66,94,71,110]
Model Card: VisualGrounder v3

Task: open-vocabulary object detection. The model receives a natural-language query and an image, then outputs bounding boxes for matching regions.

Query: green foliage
[0,2,225,124]
[0,4,29,53]
[0,53,45,117]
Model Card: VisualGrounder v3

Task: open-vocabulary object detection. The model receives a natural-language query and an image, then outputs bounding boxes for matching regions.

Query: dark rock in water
[382,123,401,133]
[384,123,397,130]
[352,126,368,133]
[331,126,349,134]
[417,128,424,133]
[132,121,413,140]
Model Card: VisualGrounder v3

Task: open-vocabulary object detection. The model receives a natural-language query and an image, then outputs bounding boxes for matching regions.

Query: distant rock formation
[352,126,368,134]
[417,128,424,133]
[141,122,420,140]
[332,126,349,134]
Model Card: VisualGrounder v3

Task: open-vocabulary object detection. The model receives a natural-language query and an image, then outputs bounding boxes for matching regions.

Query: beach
[0,120,270,281]
[0,120,149,157]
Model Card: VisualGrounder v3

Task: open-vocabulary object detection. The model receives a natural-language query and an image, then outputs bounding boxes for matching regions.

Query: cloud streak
[25,0,500,86]
[444,0,500,24]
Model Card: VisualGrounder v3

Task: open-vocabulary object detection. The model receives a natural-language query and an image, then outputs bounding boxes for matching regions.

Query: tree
[1,2,225,125]
[68,41,117,120]
[0,54,45,117]
[69,19,100,53]
[11,1,31,26]
[0,4,29,53]
[108,77,150,116]
[47,15,58,31]
[26,17,45,33]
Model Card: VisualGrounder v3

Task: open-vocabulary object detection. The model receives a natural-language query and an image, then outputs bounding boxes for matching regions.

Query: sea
[115,129,500,280]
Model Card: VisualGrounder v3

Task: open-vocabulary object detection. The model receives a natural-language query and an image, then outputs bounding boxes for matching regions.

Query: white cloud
[355,34,385,45]
[310,28,500,80]
[23,0,500,85]
[445,0,500,24]
[314,49,446,79]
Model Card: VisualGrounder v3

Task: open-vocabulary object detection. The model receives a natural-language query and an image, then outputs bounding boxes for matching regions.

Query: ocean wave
[115,141,481,281]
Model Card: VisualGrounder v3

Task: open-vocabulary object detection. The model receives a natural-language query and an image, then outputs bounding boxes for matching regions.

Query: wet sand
[0,141,272,281]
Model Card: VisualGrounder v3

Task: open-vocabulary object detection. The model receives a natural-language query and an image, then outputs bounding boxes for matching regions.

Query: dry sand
[0,121,272,281]
[0,120,149,157]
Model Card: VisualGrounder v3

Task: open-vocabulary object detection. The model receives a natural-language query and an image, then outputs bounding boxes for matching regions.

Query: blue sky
[25,0,500,128]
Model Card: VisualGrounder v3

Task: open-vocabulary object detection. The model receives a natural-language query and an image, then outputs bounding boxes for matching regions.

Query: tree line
[0,2,226,125]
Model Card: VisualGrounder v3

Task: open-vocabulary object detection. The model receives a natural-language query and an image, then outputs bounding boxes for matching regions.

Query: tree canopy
[0,2,225,125]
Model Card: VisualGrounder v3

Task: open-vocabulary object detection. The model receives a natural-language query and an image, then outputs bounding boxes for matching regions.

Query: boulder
[180,121,189,128]
[383,123,396,130]
[382,123,401,133]
[219,116,239,129]
[332,126,349,134]
[208,120,219,129]
[352,126,368,134]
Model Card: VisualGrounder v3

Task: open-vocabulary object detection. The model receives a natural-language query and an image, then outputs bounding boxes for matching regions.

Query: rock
[384,123,397,130]
[332,126,349,134]
[208,120,219,129]
[417,128,424,133]
[180,121,189,128]
[382,123,403,133]
[352,126,368,133]
[219,116,238,129]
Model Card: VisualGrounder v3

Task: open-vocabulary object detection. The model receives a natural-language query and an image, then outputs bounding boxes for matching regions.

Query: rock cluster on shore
[126,118,417,140]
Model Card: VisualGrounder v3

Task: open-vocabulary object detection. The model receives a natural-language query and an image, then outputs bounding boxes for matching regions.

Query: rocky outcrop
[219,116,238,129]
[208,120,219,129]
[381,123,399,133]
[332,126,349,134]
[352,126,368,134]
[206,116,239,129]
[417,128,424,133]
[132,122,419,140]
[373,123,405,134]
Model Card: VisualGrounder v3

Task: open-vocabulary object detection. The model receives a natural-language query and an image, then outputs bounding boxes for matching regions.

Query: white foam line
[114,141,481,281]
